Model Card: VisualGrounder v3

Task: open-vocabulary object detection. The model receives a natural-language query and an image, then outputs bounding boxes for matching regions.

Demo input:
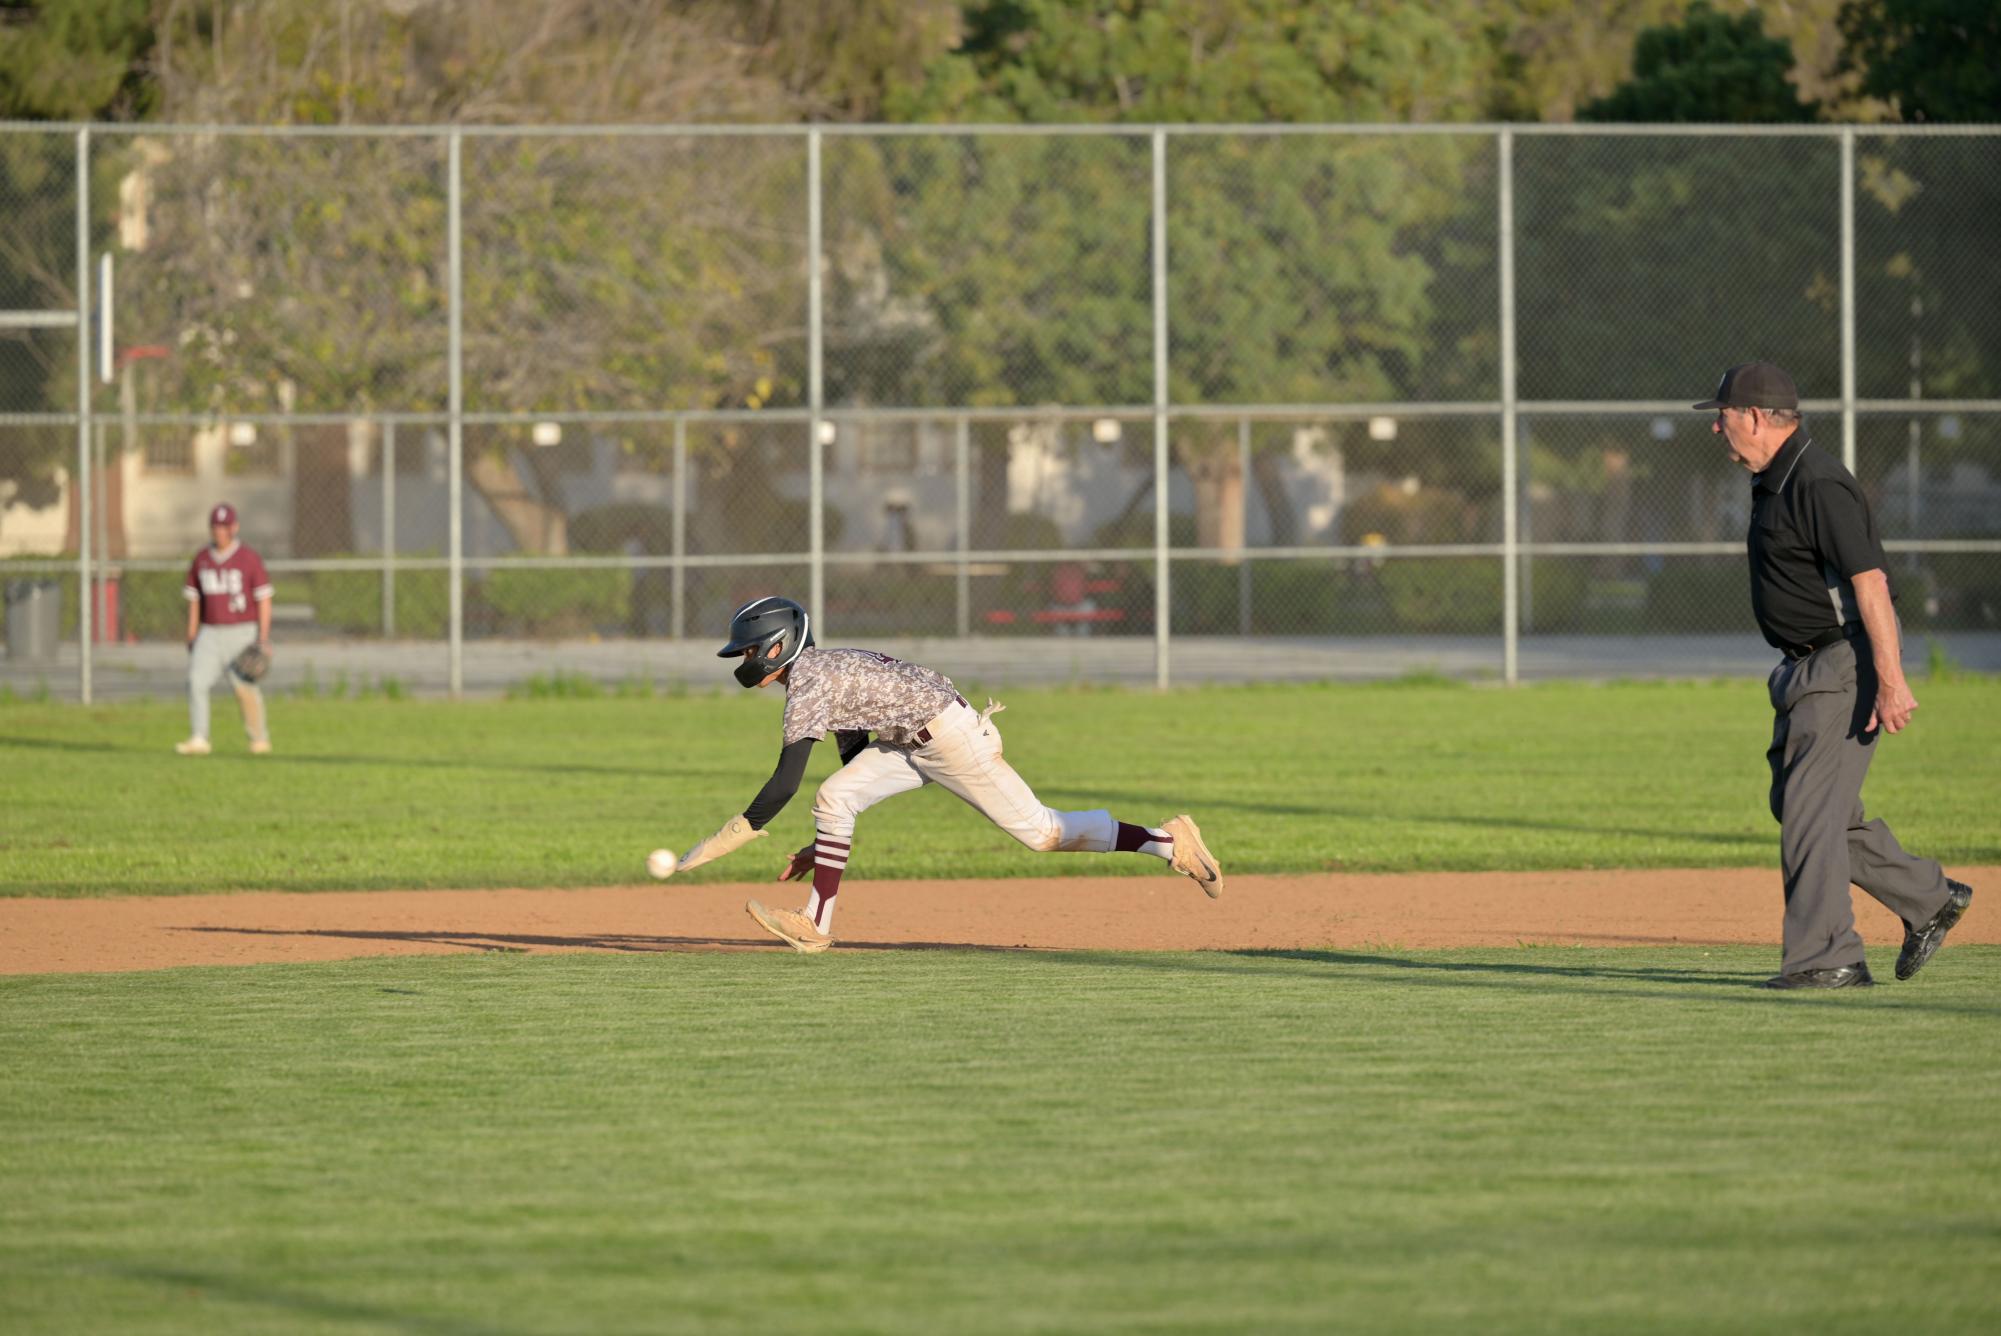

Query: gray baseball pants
[1766,636,1949,974]
[188,621,267,745]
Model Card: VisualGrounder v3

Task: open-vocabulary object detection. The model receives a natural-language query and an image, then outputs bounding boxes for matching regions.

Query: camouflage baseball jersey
[781,647,962,747]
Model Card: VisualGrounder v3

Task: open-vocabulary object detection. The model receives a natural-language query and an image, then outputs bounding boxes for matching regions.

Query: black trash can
[4,579,63,661]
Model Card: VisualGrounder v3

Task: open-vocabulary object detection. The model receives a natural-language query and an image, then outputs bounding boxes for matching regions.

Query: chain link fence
[2,123,1997,698]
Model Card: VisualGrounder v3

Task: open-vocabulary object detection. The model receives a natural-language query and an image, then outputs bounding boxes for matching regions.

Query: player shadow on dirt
[1066,785,1774,852]
[171,924,1028,954]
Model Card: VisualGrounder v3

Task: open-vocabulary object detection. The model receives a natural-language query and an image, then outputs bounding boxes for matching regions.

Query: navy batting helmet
[717,596,813,688]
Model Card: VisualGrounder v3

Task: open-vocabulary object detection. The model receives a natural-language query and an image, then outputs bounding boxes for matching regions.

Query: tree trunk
[103,452,128,559]
[1250,441,1297,547]
[60,466,81,556]
[973,424,1010,549]
[1175,435,1244,563]
[58,453,128,557]
[1596,446,1632,579]
[293,424,355,557]
[466,445,569,555]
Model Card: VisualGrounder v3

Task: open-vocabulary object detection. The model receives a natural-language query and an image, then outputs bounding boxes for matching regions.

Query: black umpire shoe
[1896,879,1974,981]
[1762,962,1875,990]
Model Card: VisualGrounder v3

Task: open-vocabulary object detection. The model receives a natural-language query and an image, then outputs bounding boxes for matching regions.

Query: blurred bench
[984,563,1125,631]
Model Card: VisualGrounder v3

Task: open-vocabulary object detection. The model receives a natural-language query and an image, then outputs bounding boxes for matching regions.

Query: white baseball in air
[647,848,679,880]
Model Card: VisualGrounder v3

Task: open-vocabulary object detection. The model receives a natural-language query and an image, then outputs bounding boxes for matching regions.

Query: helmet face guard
[731,640,785,689]
[717,597,812,688]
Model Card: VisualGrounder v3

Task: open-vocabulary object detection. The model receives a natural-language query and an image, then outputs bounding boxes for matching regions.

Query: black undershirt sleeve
[835,729,870,767]
[744,737,817,830]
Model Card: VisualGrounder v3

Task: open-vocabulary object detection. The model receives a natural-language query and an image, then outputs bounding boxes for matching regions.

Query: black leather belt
[911,695,970,746]
[1784,626,1859,661]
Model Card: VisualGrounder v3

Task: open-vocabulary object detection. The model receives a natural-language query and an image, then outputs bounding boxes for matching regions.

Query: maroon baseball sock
[807,832,848,932]
[1115,822,1174,861]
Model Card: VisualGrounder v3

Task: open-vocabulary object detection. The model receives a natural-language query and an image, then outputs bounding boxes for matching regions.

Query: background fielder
[659,596,1221,952]
[176,502,273,757]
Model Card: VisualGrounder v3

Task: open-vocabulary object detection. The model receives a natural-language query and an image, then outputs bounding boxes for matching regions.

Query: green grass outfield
[3,947,1998,1334]
[4,678,1999,895]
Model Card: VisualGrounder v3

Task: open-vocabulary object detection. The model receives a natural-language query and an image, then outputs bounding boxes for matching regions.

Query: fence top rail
[3,120,1997,139]
[9,400,2001,431]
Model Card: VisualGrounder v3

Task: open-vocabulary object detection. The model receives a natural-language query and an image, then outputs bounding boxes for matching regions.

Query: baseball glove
[231,643,271,682]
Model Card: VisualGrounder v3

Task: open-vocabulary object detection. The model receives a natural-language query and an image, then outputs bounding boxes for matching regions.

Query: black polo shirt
[1746,430,1889,654]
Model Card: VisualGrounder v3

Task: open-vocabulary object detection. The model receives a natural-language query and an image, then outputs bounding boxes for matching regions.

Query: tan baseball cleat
[745,899,834,954]
[1162,814,1222,898]
[174,737,212,756]
[249,739,272,755]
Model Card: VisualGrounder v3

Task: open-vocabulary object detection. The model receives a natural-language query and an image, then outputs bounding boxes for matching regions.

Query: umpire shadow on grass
[1232,948,1755,989]
[0,733,742,784]
[88,1262,511,1336]
[1044,948,2001,1013]
[1020,945,1777,997]
[171,924,1028,954]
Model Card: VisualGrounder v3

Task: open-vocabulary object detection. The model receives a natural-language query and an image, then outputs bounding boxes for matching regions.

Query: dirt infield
[3,867,1995,975]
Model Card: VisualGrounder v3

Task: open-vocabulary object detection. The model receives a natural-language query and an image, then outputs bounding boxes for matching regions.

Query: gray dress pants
[1766,637,1949,973]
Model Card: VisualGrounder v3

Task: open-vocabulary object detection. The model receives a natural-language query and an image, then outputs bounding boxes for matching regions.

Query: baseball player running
[658,596,1221,953]
[175,502,273,756]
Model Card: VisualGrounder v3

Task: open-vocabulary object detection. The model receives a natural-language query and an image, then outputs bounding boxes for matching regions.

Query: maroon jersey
[184,543,273,625]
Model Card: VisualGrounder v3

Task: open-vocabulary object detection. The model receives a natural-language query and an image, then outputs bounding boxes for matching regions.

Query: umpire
[1697,362,1971,988]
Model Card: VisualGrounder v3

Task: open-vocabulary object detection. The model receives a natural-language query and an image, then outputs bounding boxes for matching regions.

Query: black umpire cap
[1693,361,1799,411]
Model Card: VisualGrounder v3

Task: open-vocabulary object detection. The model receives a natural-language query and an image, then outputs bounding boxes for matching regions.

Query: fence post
[1237,416,1251,637]
[955,416,971,639]
[671,416,687,642]
[96,421,109,642]
[382,419,396,637]
[1499,126,1520,687]
[76,127,92,704]
[447,128,464,698]
[1840,125,1857,473]
[807,128,826,631]
[1152,128,1171,690]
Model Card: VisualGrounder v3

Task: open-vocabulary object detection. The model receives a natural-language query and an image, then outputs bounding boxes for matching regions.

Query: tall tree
[1579,2,1819,123]
[1487,1,1853,123]
[1529,5,1826,565]
[844,0,1501,555]
[1838,0,2001,122]
[0,0,156,553]
[112,1,836,556]
[0,0,156,120]
[890,0,1492,123]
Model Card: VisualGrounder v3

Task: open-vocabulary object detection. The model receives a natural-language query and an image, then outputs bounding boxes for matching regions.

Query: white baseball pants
[811,699,1115,853]
[188,622,267,744]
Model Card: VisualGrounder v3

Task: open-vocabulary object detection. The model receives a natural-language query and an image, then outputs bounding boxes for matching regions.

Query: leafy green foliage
[1514,132,1843,403]
[0,0,155,121]
[479,565,632,635]
[1838,0,2001,123]
[310,561,451,639]
[1580,2,1819,123]
[890,0,1491,123]
[1377,557,1503,633]
[113,567,189,640]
